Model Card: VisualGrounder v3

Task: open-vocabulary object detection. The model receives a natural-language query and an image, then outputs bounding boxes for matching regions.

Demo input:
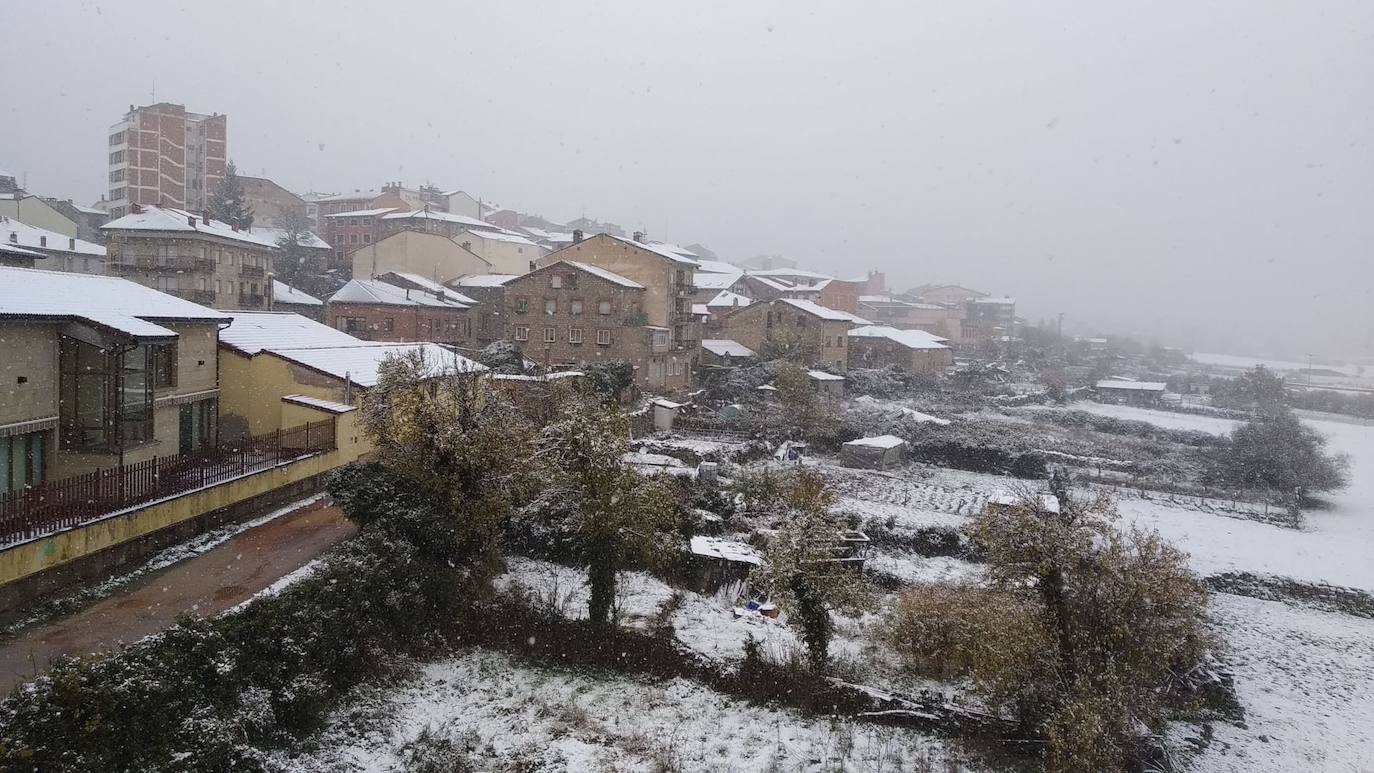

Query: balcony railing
[238,293,266,308]
[106,255,155,271]
[239,264,265,279]
[0,420,336,547]
[169,288,217,305]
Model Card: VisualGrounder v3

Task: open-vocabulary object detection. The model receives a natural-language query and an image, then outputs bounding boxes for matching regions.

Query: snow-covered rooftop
[971,296,1016,305]
[463,228,540,247]
[845,434,906,450]
[281,394,356,414]
[707,290,751,308]
[749,268,835,281]
[1096,380,1167,391]
[596,234,699,266]
[330,279,470,308]
[274,342,484,387]
[689,536,762,565]
[219,311,361,355]
[693,270,743,290]
[451,273,518,288]
[1,216,106,256]
[693,259,742,275]
[246,225,330,249]
[382,209,499,231]
[103,206,279,248]
[701,339,756,358]
[646,241,698,259]
[848,324,950,349]
[0,265,227,340]
[313,190,382,203]
[272,280,323,306]
[380,272,477,303]
[778,298,870,323]
[323,207,396,218]
[807,369,846,381]
[560,260,644,289]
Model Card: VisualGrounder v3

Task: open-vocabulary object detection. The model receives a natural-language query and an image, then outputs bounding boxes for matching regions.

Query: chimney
[633,231,645,243]
[188,215,197,228]
[203,209,211,225]
[231,219,239,232]
[69,237,76,250]
[8,232,16,244]
[572,229,583,244]
[131,203,144,214]
[39,235,47,247]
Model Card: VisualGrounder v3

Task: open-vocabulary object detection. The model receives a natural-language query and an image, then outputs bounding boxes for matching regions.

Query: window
[109,131,125,146]
[515,326,529,341]
[544,299,557,315]
[569,328,584,344]
[109,169,124,183]
[570,299,583,316]
[380,318,394,333]
[838,335,845,348]
[543,327,557,343]
[152,343,177,389]
[596,329,611,345]
[109,150,124,164]
[178,399,216,454]
[0,431,46,496]
[363,234,371,243]
[598,300,612,316]
[550,274,562,289]
[349,233,359,244]
[514,297,529,314]
[337,316,367,333]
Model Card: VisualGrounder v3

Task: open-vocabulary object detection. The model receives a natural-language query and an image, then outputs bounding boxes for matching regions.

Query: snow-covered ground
[1062,401,1240,435]
[275,649,967,772]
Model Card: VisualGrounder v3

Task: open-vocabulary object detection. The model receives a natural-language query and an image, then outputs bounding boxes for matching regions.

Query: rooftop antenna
[151,78,156,103]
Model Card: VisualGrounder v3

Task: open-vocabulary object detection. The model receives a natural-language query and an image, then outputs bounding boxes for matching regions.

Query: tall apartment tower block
[107,103,227,219]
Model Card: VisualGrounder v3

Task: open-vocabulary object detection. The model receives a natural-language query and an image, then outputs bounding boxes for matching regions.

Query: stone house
[720,298,866,372]
[847,325,954,375]
[327,278,475,346]
[349,228,493,284]
[533,233,702,355]
[503,260,690,390]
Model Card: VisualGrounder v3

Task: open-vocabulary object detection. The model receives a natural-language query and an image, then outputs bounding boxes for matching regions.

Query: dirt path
[0,501,356,694]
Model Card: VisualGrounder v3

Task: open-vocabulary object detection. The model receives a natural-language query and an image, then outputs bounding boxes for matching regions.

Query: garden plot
[273,649,967,773]
[1173,594,1374,773]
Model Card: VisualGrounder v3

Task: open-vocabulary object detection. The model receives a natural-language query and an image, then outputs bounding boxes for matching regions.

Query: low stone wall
[0,447,356,613]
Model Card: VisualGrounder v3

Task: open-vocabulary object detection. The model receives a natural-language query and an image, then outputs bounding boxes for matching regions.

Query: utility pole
[1057,312,1064,339]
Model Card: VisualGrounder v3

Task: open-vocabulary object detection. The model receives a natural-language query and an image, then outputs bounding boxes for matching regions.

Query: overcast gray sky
[4,0,1371,359]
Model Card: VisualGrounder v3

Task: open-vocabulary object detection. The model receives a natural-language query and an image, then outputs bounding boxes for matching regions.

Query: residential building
[700,339,757,368]
[0,217,106,274]
[323,207,393,263]
[327,277,474,345]
[349,229,493,284]
[239,175,306,227]
[102,205,277,310]
[720,298,867,372]
[0,267,227,488]
[271,279,325,321]
[217,310,484,439]
[962,297,1017,341]
[454,228,547,275]
[857,295,956,337]
[565,216,625,238]
[0,242,41,268]
[378,208,503,242]
[738,254,798,271]
[0,193,80,237]
[106,102,227,219]
[739,269,863,314]
[847,325,954,375]
[502,260,691,390]
[448,273,519,346]
[43,199,109,243]
[909,284,988,306]
[245,225,332,274]
[533,233,702,352]
[445,190,484,219]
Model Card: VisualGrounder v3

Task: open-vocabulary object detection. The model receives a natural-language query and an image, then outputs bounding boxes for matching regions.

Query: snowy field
[274,649,966,773]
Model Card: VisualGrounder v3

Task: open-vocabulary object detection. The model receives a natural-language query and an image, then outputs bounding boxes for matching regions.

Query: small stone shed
[688,536,763,595]
[840,434,907,470]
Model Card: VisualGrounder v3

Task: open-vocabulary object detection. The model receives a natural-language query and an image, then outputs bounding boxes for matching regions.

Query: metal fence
[0,419,336,546]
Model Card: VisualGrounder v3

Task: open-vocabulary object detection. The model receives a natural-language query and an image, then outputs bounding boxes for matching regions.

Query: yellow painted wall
[0,426,367,587]
[0,322,58,427]
[219,349,355,438]
[459,231,547,275]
